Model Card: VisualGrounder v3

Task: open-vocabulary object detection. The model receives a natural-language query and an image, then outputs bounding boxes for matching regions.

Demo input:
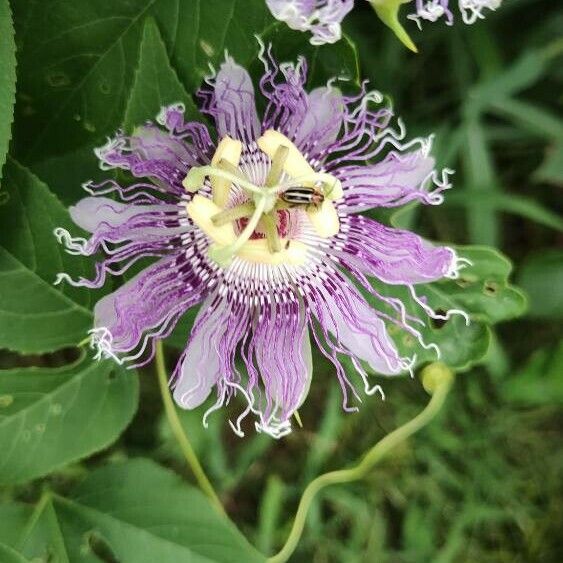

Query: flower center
[183,130,342,267]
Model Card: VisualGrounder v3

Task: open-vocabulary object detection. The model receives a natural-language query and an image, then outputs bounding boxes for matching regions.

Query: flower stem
[155,340,226,517]
[267,364,454,563]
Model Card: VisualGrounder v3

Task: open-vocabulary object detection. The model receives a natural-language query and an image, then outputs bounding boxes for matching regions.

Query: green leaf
[0,0,16,181]
[0,543,29,563]
[124,19,198,131]
[0,159,93,353]
[462,118,500,246]
[370,246,526,370]
[445,190,563,232]
[254,24,360,89]
[0,504,30,547]
[0,354,138,485]
[488,98,563,141]
[467,50,548,114]
[502,341,563,406]
[534,140,563,186]
[12,0,272,201]
[15,460,265,562]
[434,246,527,324]
[517,249,563,319]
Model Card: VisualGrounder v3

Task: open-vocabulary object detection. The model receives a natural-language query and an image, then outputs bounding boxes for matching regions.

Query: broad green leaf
[9,497,70,562]
[12,0,272,201]
[0,354,138,484]
[370,246,526,370]
[0,504,30,547]
[0,0,16,181]
[0,159,93,353]
[16,460,264,562]
[0,543,29,563]
[254,24,360,89]
[517,249,563,319]
[433,247,526,324]
[124,18,198,131]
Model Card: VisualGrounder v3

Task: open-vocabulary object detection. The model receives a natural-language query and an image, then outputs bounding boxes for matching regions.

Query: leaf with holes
[368,246,526,371]
[0,353,138,485]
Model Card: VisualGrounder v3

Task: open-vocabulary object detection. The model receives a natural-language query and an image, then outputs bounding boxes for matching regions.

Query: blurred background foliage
[0,0,561,561]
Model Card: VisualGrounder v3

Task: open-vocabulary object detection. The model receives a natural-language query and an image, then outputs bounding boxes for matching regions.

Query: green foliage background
[0,0,561,561]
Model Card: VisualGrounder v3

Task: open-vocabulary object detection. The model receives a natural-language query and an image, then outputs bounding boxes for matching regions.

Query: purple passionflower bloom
[266,0,503,45]
[55,46,467,438]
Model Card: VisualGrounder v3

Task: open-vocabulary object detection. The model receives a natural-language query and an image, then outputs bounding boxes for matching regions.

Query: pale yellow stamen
[186,195,235,246]
[307,199,341,238]
[210,136,242,207]
[257,130,315,185]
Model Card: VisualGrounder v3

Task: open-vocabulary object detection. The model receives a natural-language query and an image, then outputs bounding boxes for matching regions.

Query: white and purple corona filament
[409,0,502,26]
[266,0,355,45]
[265,0,503,45]
[55,47,468,438]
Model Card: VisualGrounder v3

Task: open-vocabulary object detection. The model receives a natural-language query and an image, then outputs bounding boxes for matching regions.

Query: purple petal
[311,275,403,375]
[292,87,344,160]
[173,299,229,409]
[259,53,344,162]
[93,256,205,360]
[70,197,178,236]
[200,58,261,143]
[337,150,438,212]
[251,302,312,421]
[334,215,456,284]
[95,112,212,190]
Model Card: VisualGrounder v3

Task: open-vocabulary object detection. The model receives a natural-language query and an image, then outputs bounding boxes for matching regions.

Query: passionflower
[55,46,467,438]
[266,0,502,46]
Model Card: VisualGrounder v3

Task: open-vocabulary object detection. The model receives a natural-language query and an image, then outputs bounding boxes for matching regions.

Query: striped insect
[280,186,325,208]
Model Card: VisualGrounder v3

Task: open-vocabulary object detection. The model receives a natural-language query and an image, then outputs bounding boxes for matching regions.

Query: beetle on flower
[55,44,468,438]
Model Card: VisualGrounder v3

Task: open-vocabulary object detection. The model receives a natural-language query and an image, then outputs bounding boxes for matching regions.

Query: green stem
[267,365,453,563]
[212,202,255,226]
[155,341,226,517]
